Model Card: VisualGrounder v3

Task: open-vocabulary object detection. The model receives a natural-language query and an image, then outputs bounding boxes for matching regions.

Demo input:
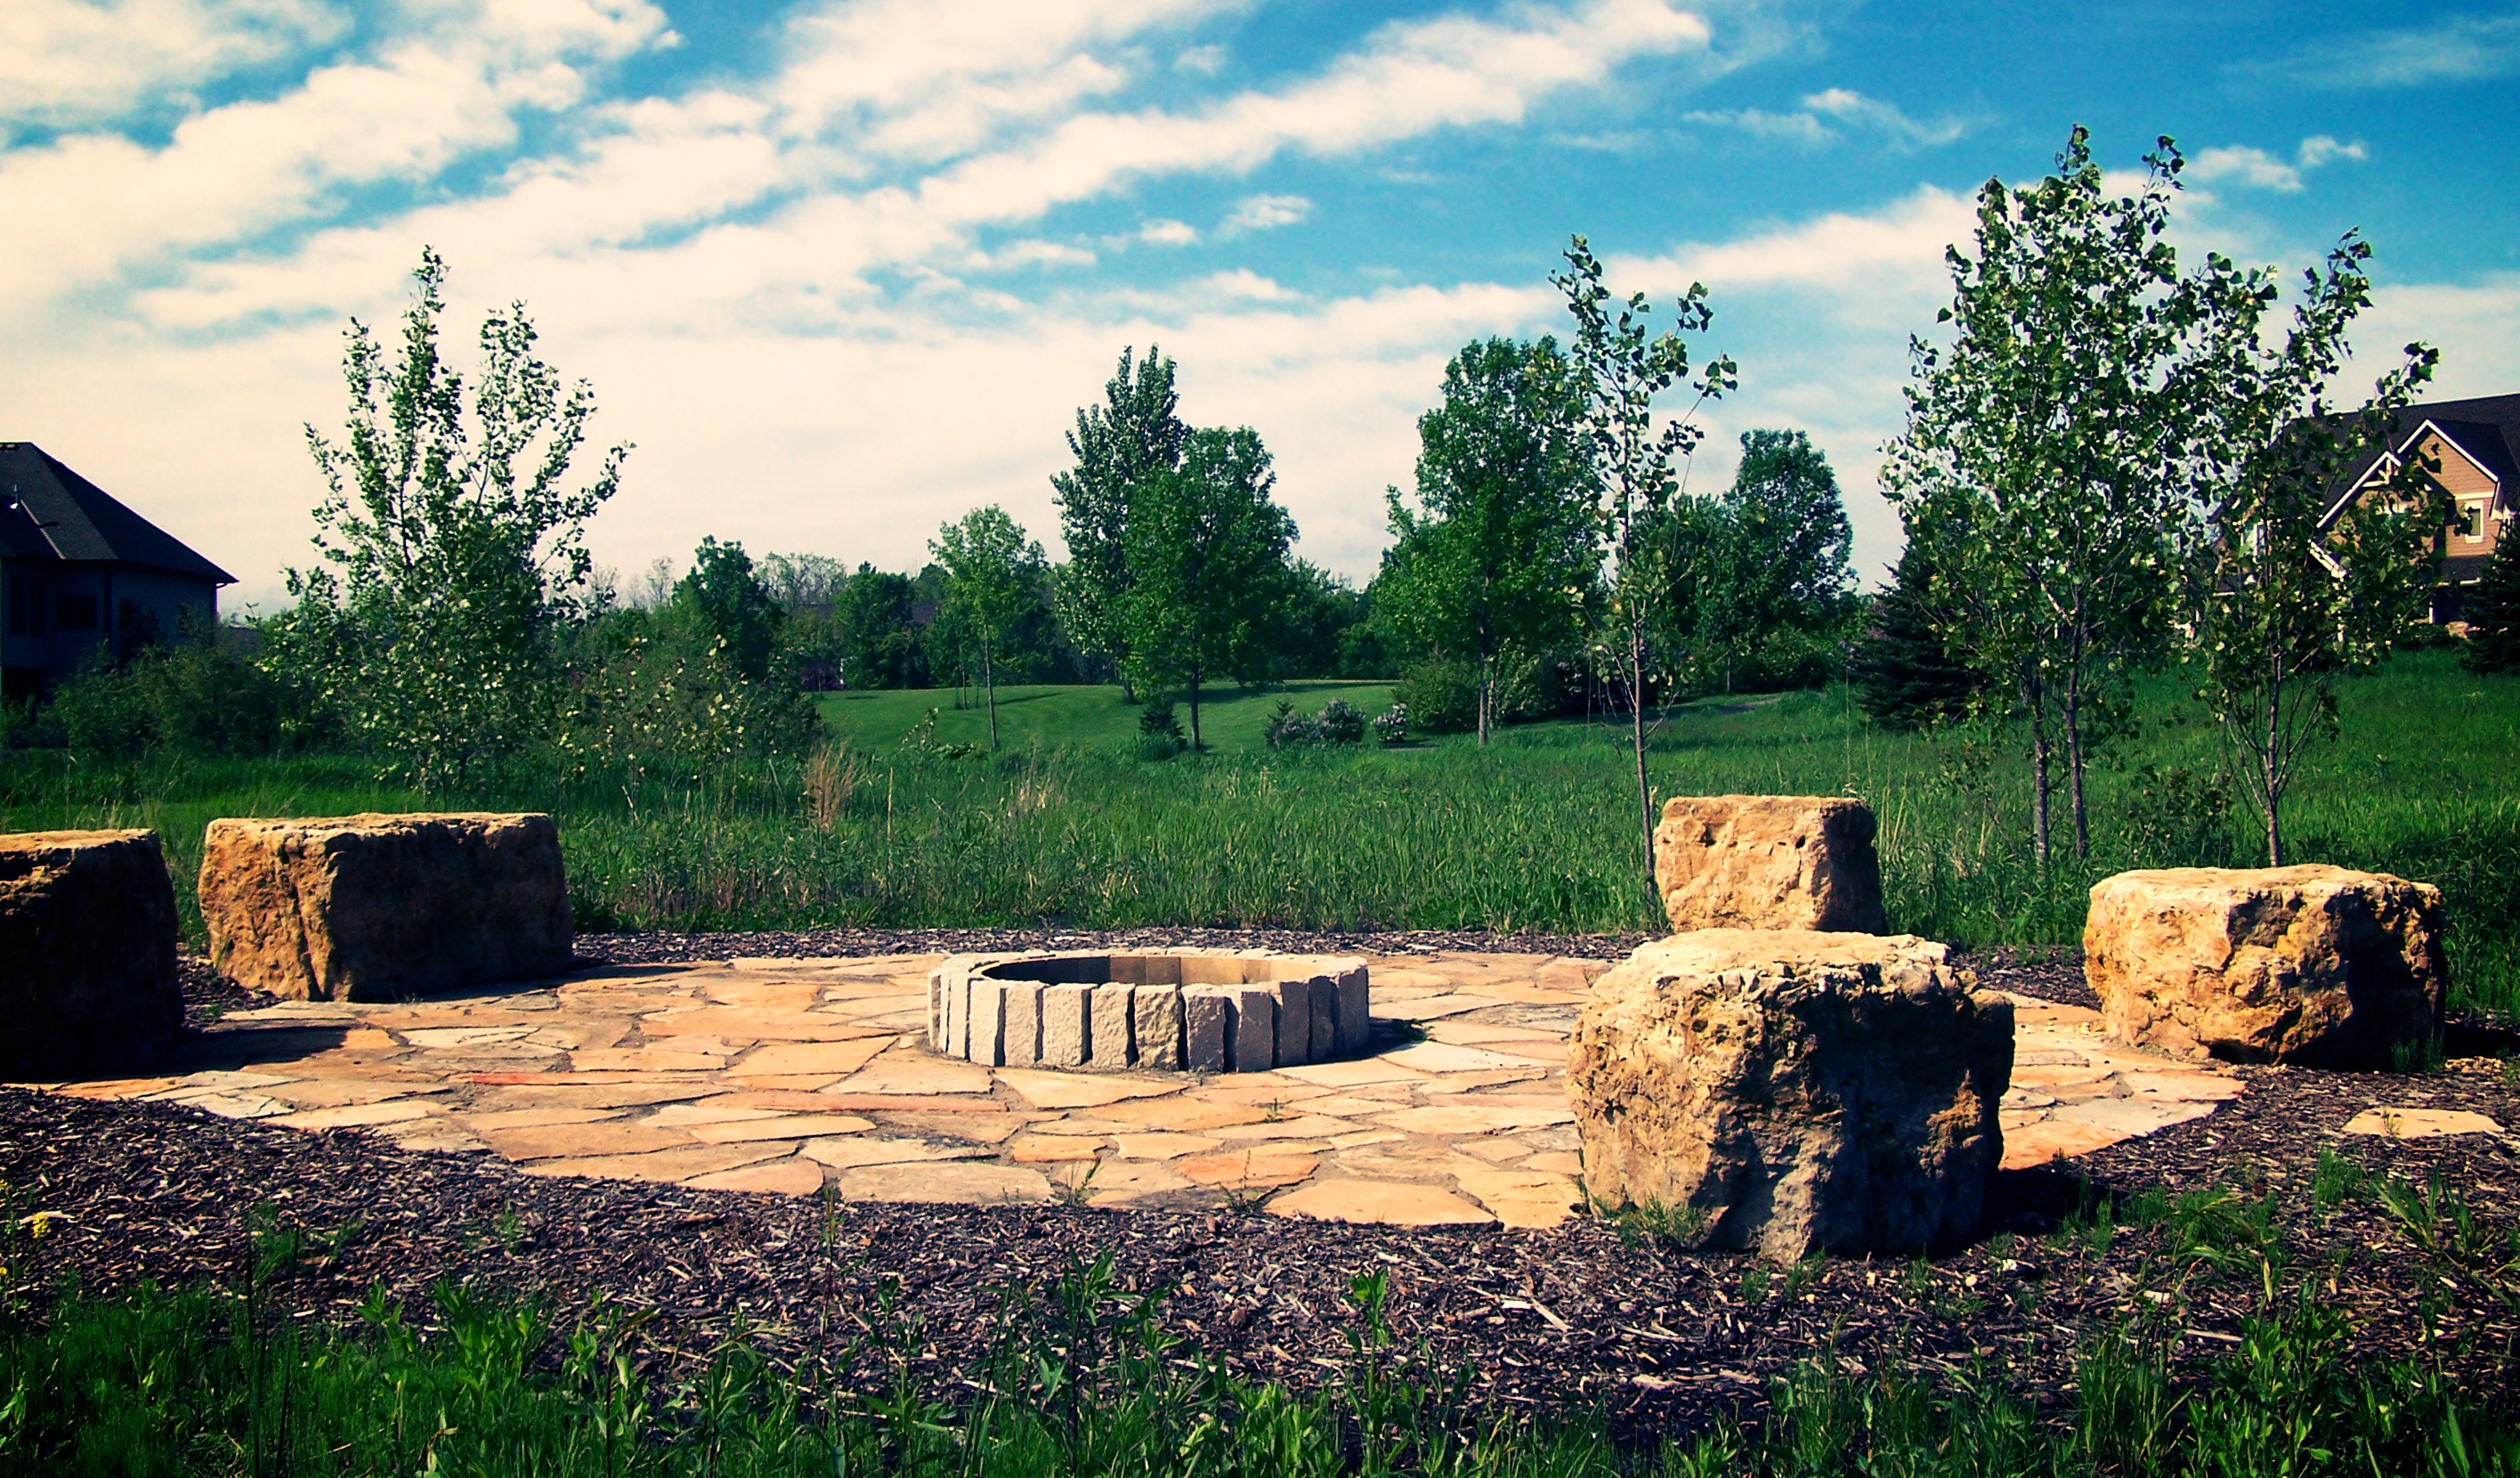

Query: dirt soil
[7,930,2516,1443]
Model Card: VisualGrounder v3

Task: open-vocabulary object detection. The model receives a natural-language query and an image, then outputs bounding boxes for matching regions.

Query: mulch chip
[24,928,2511,1443]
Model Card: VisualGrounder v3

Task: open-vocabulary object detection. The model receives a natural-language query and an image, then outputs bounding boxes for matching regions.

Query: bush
[1370,702,1408,744]
[1134,701,1186,759]
[1263,696,1369,750]
[1393,655,1480,735]
[1316,697,1366,744]
[42,626,303,763]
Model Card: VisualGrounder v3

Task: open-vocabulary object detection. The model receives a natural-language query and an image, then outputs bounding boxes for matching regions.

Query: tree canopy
[1118,426,1296,750]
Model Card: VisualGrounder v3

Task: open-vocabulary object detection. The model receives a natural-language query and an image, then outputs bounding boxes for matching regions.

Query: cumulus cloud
[0,0,348,131]
[1138,217,1199,246]
[2187,134,2368,192]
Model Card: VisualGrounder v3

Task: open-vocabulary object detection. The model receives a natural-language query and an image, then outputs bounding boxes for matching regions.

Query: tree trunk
[2264,657,2284,867]
[2027,673,2052,870]
[1477,654,1492,748]
[1630,617,1654,880]
[1187,673,1203,752]
[2063,669,2089,859]
[982,640,999,751]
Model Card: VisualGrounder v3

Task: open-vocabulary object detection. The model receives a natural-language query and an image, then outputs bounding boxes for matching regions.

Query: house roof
[2330,393,2520,517]
[0,442,235,585]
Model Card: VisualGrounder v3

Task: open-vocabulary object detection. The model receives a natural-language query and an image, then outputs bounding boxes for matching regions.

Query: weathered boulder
[2085,865,2447,1068]
[1568,930,2011,1259]
[0,830,182,1077]
[1653,796,1888,934]
[199,814,571,1002]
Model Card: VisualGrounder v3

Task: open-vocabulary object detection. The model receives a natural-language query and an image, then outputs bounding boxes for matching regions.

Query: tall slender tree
[1552,236,1736,873]
[1375,337,1596,744]
[1883,127,2192,867]
[1052,346,1187,698]
[2176,234,2440,864]
[1118,427,1295,750]
[931,506,1048,751]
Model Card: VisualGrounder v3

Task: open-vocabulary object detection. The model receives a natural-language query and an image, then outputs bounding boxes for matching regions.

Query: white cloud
[2188,134,2368,192]
[1688,87,1964,150]
[0,0,348,130]
[1175,43,1228,75]
[1138,217,1199,246]
[1223,191,1310,232]
[2252,10,2520,88]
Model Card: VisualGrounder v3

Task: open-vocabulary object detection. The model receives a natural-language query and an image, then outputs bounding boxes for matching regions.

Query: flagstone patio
[26,952,2249,1229]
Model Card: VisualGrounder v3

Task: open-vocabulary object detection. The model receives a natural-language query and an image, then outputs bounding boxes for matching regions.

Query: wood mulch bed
[6,929,2515,1444]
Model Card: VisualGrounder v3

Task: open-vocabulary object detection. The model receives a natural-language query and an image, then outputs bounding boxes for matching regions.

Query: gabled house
[2322,393,2518,628]
[1,442,235,699]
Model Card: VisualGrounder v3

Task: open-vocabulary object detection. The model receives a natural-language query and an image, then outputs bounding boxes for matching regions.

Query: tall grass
[4,653,2516,1016]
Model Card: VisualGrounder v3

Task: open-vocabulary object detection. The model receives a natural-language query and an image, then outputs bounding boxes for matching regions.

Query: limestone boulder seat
[0,829,182,1078]
[2084,865,2447,1068]
[1653,795,1888,933]
[199,813,571,1003]
[1568,930,2013,1259]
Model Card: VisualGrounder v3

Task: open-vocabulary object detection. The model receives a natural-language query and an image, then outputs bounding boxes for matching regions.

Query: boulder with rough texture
[0,830,182,1078]
[2086,865,2447,1068]
[1568,930,2011,1259]
[1653,796,1888,933]
[199,814,571,1002]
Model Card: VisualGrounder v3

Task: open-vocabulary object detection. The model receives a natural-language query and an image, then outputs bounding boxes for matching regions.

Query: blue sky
[4,0,2512,610]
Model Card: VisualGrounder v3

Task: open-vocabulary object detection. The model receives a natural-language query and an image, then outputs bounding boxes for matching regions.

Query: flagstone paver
[20,951,2248,1227]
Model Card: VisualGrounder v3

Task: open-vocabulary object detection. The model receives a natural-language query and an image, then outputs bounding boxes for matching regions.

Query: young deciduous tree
[1695,429,1855,692]
[1053,346,1187,697]
[1551,236,1736,872]
[273,248,627,784]
[2176,234,2440,865]
[931,506,1048,751]
[676,537,782,681]
[1883,127,2192,867]
[1375,337,1596,744]
[1119,427,1296,751]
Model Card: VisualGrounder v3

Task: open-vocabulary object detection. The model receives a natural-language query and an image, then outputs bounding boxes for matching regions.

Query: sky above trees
[4,0,2509,610]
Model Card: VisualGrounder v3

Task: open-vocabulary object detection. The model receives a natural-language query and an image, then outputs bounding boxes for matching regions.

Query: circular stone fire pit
[928,950,1369,1074]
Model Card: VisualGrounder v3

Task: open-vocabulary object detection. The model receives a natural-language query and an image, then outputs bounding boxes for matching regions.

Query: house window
[55,593,98,630]
[2458,503,2484,540]
[7,575,42,637]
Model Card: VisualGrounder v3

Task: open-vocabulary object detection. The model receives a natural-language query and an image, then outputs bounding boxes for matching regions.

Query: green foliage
[1375,336,1596,743]
[2460,526,2520,674]
[932,506,1050,749]
[1054,345,1187,686]
[1884,126,2194,867]
[1270,561,1381,681]
[266,248,627,785]
[1687,428,1855,693]
[1851,539,1985,729]
[1552,233,1736,867]
[1262,697,1368,750]
[1395,654,1485,735]
[1119,426,1297,750]
[829,564,927,689]
[673,537,782,681]
[2177,231,2441,865]
[40,621,314,765]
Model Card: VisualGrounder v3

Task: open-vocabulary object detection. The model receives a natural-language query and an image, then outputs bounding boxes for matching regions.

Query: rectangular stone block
[1133,985,1184,1071]
[968,980,1007,1067]
[1310,979,1341,1060]
[199,812,571,1001]
[1182,987,1229,1074]
[1090,982,1135,1068]
[0,829,181,1078]
[1336,966,1370,1056]
[1654,796,1886,935]
[1275,979,1316,1066]
[939,968,967,1059]
[1225,987,1275,1075]
[1041,983,1092,1067]
[1001,982,1044,1068]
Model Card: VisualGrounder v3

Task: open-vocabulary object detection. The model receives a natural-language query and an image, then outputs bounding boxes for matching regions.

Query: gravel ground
[7,928,2512,1445]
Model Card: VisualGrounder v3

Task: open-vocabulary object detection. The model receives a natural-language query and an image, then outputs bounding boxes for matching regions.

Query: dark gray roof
[2323,391,2520,524]
[0,442,234,584]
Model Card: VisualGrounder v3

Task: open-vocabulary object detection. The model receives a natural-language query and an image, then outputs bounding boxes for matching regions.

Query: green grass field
[6,653,2516,1016]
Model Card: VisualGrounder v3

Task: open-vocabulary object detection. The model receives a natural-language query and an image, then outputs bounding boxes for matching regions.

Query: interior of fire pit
[928,951,1369,1074]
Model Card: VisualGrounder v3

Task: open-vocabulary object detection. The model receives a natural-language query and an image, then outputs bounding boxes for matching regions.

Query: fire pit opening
[928,951,1369,1074]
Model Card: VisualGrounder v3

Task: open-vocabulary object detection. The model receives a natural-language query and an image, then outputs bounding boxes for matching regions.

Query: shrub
[1370,702,1409,744]
[1134,701,1186,759]
[1316,697,1367,744]
[1394,655,1480,735]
